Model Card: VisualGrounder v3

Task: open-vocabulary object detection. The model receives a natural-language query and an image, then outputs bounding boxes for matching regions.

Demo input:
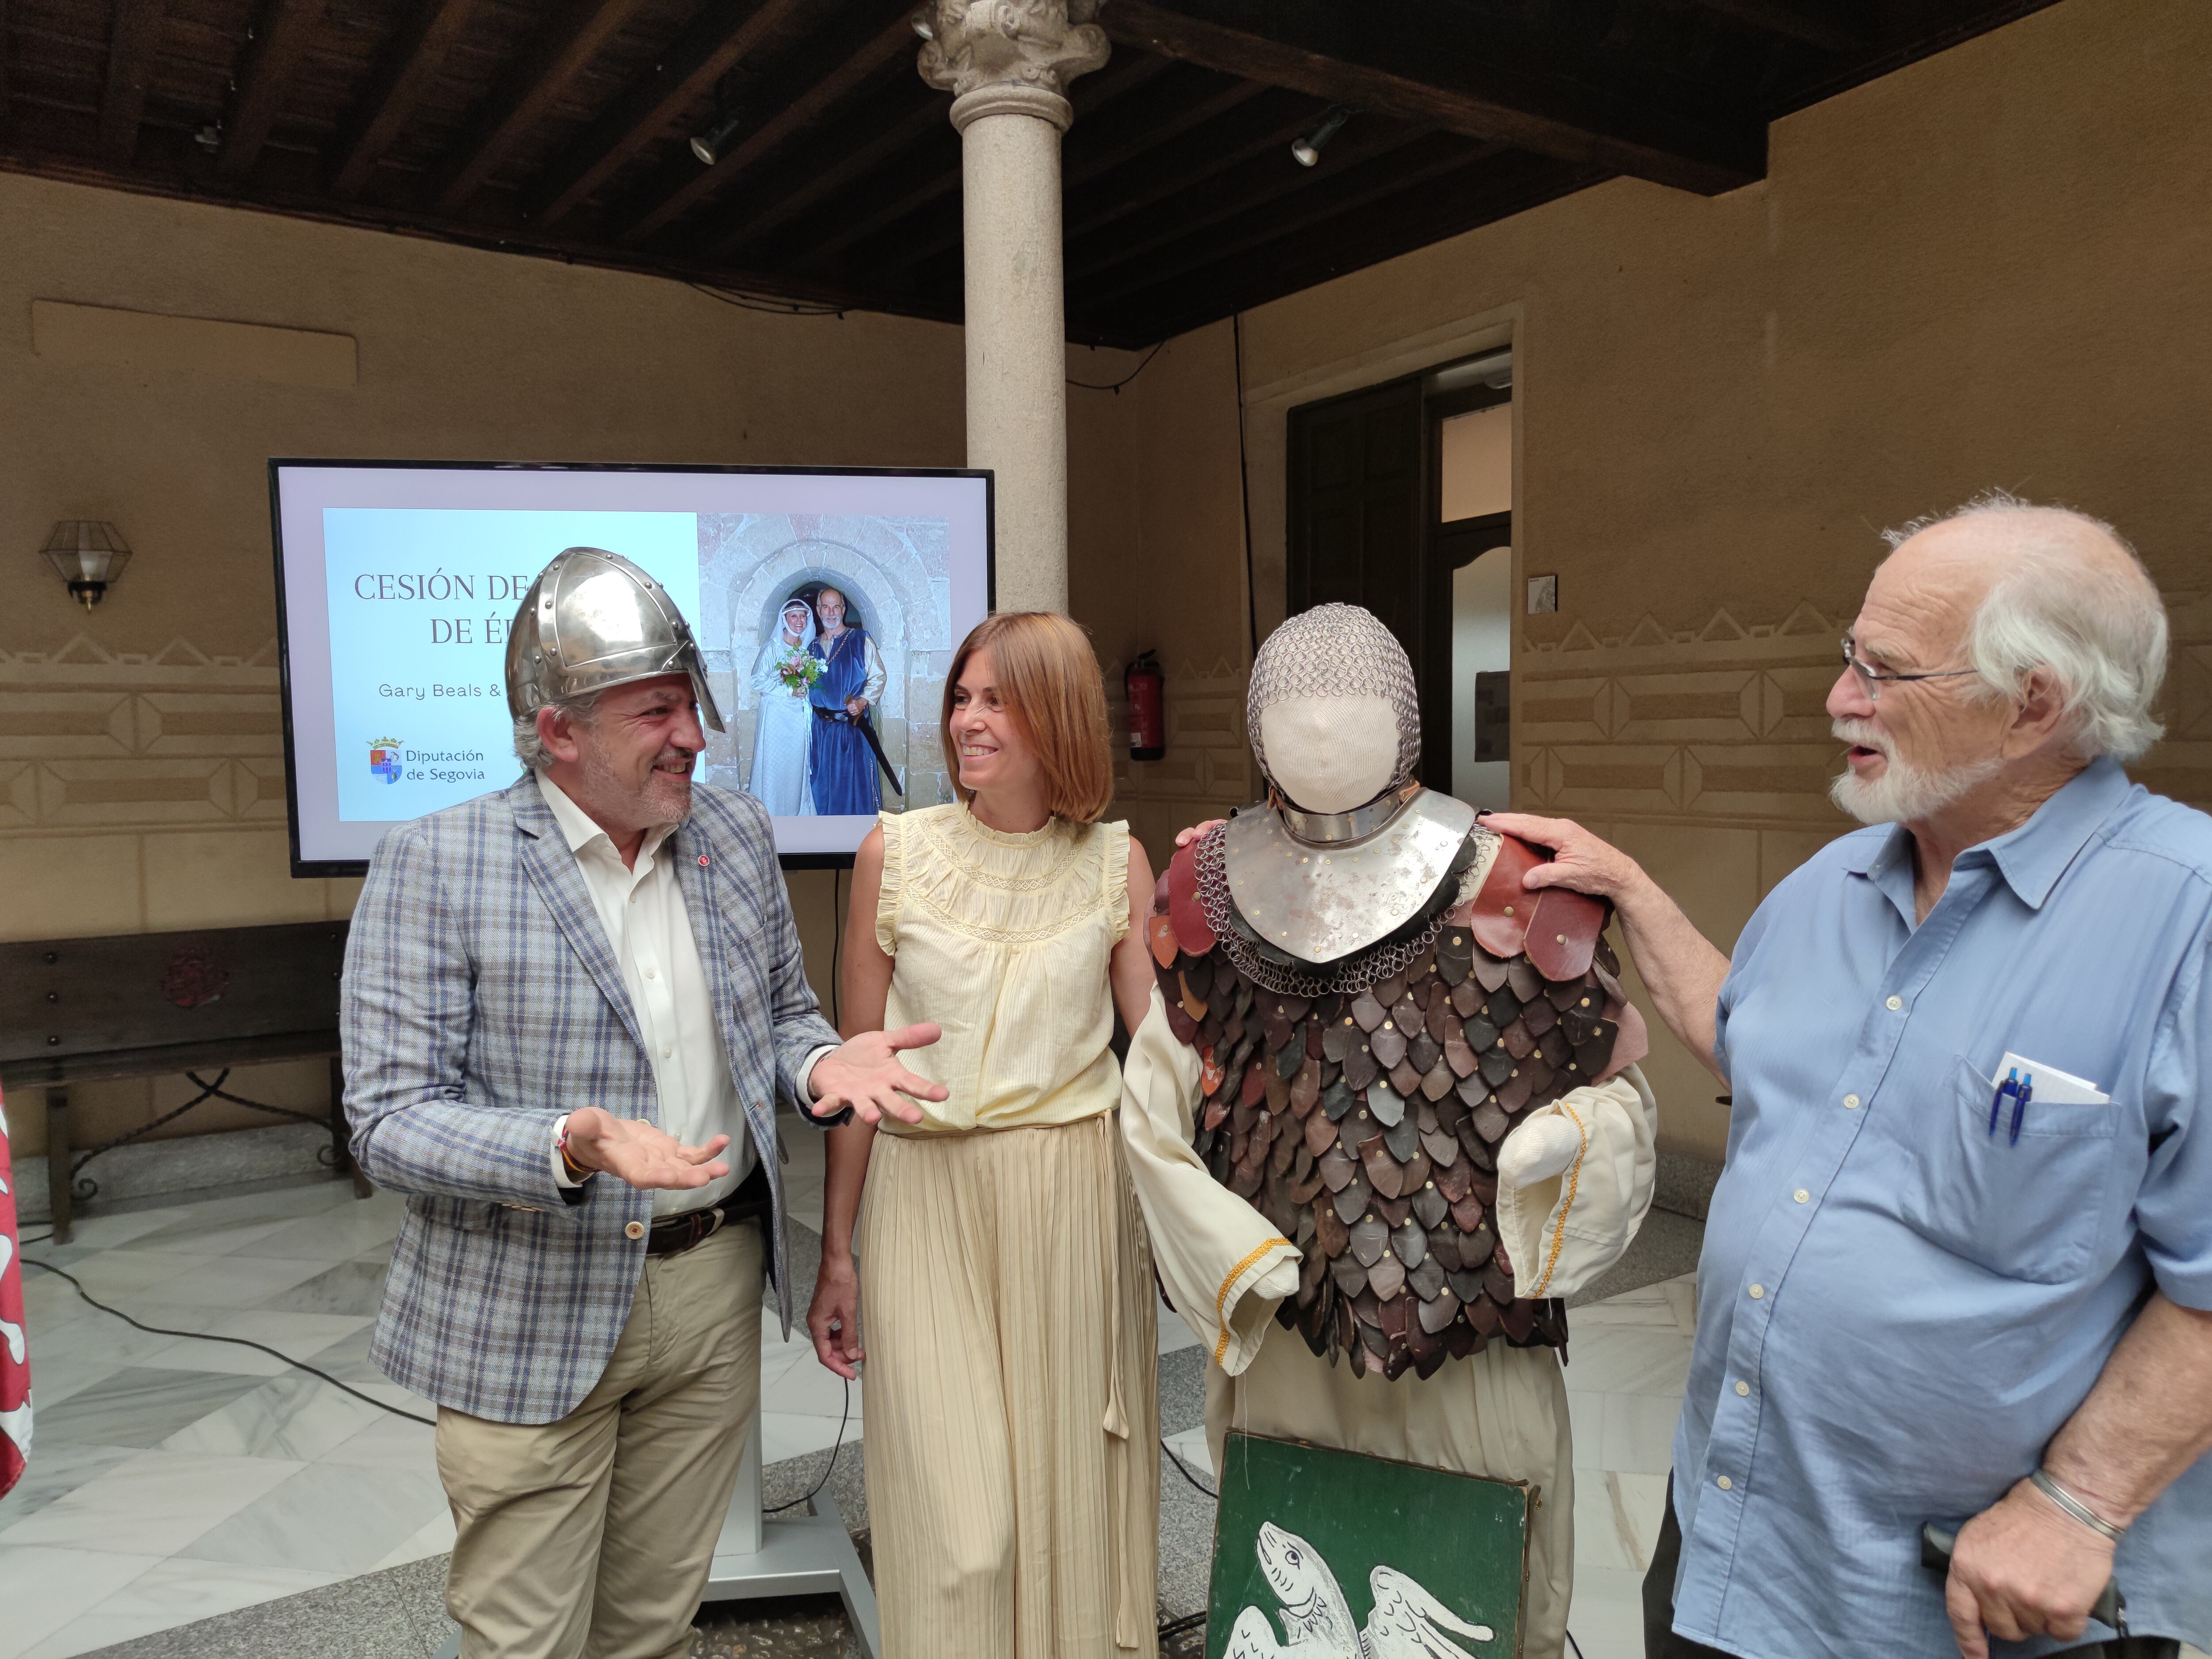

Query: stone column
[918,1,1108,615]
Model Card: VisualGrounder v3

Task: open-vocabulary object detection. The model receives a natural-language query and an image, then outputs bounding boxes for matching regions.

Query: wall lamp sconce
[1291,106,1354,167]
[691,111,746,166]
[43,520,132,610]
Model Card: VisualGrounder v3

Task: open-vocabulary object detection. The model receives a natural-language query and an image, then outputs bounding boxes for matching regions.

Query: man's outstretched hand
[810,1023,949,1126]
[562,1107,730,1192]
[1479,811,1651,906]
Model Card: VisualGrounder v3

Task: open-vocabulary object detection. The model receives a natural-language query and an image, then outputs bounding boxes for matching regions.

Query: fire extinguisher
[1125,651,1166,761]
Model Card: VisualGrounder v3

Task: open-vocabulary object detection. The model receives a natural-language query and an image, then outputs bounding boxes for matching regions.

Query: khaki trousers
[435,1221,764,1659]
[860,1115,1160,1659]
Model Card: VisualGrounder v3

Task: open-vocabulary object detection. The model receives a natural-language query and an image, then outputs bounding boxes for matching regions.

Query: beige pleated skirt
[1206,1334,1576,1659]
[860,1112,1160,1659]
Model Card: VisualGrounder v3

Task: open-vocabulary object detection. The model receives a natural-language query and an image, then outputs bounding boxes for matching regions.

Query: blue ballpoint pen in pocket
[1987,1068,2032,1143]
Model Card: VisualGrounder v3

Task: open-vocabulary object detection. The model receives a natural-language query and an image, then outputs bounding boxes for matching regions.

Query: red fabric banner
[0,1088,29,1499]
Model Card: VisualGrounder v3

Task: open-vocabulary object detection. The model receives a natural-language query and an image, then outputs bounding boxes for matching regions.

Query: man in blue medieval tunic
[807,585,888,816]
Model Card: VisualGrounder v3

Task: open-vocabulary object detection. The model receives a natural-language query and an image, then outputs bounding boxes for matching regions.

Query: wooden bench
[0,921,360,1242]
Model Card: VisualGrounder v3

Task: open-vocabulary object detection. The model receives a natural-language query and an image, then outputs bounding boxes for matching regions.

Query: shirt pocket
[1893,1054,2118,1285]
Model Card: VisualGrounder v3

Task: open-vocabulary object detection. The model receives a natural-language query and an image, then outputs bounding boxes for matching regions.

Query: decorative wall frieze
[0,636,287,835]
[1519,598,2212,826]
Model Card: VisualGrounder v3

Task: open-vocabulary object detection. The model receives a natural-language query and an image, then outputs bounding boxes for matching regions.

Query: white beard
[1830,721,2001,825]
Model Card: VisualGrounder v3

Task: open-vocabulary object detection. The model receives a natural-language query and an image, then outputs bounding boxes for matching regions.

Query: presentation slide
[272,464,993,873]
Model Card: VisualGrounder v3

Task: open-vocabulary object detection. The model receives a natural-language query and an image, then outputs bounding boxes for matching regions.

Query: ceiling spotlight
[1291,106,1353,168]
[691,111,745,167]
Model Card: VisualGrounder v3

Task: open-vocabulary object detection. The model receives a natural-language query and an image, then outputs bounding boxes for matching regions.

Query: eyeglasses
[1839,637,1978,703]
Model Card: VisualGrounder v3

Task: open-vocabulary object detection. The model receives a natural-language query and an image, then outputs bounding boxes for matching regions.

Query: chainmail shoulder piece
[1246,603,1421,789]
[1196,820,1494,997]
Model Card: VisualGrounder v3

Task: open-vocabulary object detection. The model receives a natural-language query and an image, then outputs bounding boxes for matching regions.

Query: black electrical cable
[687,281,845,319]
[764,1373,852,1515]
[1068,342,1164,394]
[1231,310,1259,659]
[17,1254,438,1427]
[1162,1436,1217,1501]
[1158,1608,1207,1640]
[1567,1630,1587,1659]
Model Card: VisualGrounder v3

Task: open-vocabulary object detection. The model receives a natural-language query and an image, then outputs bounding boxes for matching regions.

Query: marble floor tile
[259,1256,390,1318]
[115,1255,338,1314]
[0,1544,165,1659]
[758,1360,860,1422]
[176,1461,450,1577]
[1558,1324,1694,1398]
[220,1198,403,1265]
[758,1410,854,1465]
[0,1449,301,1555]
[1163,1426,1212,1480]
[30,1367,269,1450]
[1156,1294,1201,1356]
[1599,1392,1683,1478]
[18,1315,192,1409]
[32,1206,192,1252]
[314,1408,438,1473]
[369,1509,456,1573]
[103,1217,306,1260]
[243,1313,383,1383]
[1563,1562,1647,1659]
[31,1250,220,1309]
[161,1371,391,1463]
[0,1444,137,1532]
[14,1556,342,1659]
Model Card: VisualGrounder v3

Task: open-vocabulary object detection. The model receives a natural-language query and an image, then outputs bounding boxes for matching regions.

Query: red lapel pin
[697,853,710,867]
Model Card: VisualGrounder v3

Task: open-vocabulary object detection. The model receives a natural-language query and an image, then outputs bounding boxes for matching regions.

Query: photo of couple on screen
[696,512,958,822]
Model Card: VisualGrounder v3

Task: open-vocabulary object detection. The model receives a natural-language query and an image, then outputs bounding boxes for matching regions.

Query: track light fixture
[691,110,746,166]
[1291,106,1353,167]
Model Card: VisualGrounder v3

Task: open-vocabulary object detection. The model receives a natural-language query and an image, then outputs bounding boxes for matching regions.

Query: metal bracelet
[2030,1469,2128,1542]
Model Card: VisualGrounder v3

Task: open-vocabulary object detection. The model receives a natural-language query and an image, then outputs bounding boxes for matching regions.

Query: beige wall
[1116,0,2212,1158]
[0,174,1021,1154]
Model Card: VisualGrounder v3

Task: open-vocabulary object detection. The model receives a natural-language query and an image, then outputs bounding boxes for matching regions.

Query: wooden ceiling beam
[614,4,915,249]
[783,140,960,273]
[1104,0,1763,196]
[1062,88,1317,240]
[527,0,804,233]
[1083,135,1505,309]
[97,0,167,162]
[1085,150,1605,343]
[705,86,943,259]
[1688,0,1869,54]
[217,0,329,180]
[1067,115,1425,283]
[327,0,485,198]
[428,0,656,214]
[869,57,1240,273]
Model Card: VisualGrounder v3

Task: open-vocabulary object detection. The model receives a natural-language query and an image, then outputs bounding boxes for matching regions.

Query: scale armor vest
[1147,816,1623,1380]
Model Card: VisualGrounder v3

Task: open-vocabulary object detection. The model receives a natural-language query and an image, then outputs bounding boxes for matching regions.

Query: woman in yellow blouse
[806,612,1162,1659]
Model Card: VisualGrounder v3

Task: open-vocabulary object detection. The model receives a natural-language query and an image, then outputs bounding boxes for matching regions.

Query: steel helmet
[504,547,724,731]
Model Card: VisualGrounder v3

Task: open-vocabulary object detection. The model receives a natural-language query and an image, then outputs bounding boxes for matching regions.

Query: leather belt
[647,1163,771,1258]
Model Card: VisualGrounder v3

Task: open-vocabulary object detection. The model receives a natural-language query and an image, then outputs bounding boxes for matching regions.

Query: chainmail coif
[1245,603,1421,792]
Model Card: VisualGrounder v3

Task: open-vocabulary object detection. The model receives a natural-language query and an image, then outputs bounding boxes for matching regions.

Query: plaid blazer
[342,774,840,1424]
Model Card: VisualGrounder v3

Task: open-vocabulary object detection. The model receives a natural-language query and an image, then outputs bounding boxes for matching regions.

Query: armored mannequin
[1118,604,1658,1657]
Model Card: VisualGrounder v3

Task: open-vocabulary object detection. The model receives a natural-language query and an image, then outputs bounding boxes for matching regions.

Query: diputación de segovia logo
[369,737,404,783]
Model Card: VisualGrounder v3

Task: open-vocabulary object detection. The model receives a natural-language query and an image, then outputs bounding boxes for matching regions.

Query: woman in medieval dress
[745,596,818,815]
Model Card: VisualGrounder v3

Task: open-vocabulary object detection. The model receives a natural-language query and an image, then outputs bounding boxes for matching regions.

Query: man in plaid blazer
[344,548,940,1659]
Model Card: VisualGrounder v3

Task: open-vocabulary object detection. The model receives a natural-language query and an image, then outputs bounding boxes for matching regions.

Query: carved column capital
[914,0,1110,132]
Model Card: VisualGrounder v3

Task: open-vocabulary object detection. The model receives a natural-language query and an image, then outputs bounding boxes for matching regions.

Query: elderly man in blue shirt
[1487,493,2212,1659]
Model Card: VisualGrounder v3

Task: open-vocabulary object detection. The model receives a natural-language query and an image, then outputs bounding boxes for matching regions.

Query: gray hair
[511,693,600,772]
[1882,491,2168,763]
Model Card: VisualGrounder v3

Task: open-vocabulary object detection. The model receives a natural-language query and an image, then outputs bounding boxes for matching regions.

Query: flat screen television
[269,460,994,875]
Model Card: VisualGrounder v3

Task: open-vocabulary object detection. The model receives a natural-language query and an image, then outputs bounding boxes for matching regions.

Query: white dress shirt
[536,773,834,1217]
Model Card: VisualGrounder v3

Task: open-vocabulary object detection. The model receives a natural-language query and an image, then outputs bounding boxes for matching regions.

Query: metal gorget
[1222,786,1479,964]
